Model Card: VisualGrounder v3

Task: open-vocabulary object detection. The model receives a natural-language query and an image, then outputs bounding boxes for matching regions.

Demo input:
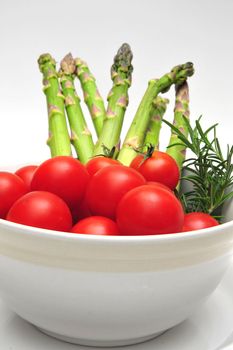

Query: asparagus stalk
[144,95,169,150]
[166,81,190,170]
[59,53,94,163]
[117,62,194,166]
[93,43,133,156]
[75,57,106,137]
[38,53,72,157]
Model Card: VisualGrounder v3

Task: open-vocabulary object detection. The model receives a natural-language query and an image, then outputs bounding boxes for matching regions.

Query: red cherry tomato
[7,191,72,232]
[116,185,184,235]
[31,156,89,208]
[86,157,120,176]
[130,154,148,170]
[0,172,28,219]
[15,165,38,191]
[71,196,91,224]
[130,151,180,190]
[71,216,119,235]
[86,165,146,219]
[146,181,173,192]
[130,154,145,170]
[182,212,219,232]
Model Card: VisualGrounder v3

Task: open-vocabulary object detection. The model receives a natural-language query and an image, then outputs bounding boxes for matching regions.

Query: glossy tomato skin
[116,185,184,235]
[86,165,146,219]
[130,155,144,170]
[182,212,219,232]
[86,157,120,177]
[71,216,119,235]
[7,191,72,232]
[146,181,173,193]
[0,172,28,219]
[15,165,38,191]
[31,156,89,208]
[71,196,91,224]
[130,151,180,190]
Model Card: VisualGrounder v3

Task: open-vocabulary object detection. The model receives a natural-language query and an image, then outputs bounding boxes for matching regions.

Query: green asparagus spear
[166,81,190,170]
[59,53,94,163]
[75,57,106,137]
[38,53,72,157]
[144,95,169,150]
[117,62,194,166]
[93,43,133,156]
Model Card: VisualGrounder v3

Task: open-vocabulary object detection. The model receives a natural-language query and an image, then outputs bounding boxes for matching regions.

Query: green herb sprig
[163,116,233,219]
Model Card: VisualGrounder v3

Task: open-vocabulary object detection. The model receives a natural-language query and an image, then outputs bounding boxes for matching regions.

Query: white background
[0,0,233,167]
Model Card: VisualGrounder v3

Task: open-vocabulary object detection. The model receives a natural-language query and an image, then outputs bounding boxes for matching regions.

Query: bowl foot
[37,327,165,347]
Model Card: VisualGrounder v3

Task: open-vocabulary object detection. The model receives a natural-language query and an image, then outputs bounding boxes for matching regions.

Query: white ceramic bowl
[0,203,233,347]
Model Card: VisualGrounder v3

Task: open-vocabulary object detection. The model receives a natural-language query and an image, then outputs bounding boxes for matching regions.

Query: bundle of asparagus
[38,44,194,174]
[36,43,233,218]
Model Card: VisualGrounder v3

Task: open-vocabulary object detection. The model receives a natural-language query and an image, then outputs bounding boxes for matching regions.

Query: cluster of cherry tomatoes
[0,151,219,235]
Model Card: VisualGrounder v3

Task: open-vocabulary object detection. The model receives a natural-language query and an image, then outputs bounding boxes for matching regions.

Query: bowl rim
[1,216,233,244]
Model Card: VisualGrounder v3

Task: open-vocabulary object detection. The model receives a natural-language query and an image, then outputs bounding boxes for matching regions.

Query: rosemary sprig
[163,116,233,219]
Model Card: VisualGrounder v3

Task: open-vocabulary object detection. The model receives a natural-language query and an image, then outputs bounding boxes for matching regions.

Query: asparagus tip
[172,62,194,85]
[38,53,56,72]
[175,80,189,98]
[60,53,76,75]
[111,43,133,80]
[160,62,194,93]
